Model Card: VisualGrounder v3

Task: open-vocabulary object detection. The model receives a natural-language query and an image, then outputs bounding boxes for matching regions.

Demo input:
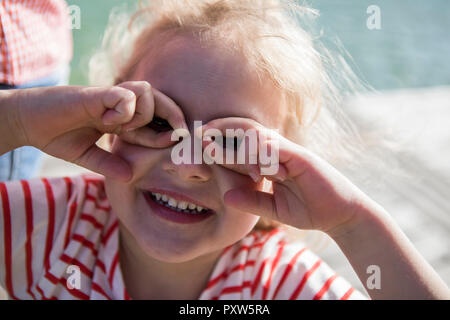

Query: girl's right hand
[14,81,187,181]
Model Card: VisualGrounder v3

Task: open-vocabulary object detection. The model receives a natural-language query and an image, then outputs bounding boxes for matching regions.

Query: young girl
[0,0,448,300]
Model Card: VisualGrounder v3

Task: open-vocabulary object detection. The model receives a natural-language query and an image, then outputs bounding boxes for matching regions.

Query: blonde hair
[90,0,373,232]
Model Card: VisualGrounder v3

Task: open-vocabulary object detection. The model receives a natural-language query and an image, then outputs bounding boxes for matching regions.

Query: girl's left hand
[196,117,373,235]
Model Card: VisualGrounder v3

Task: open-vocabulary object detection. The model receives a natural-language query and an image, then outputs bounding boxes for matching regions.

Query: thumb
[74,144,132,182]
[224,187,280,222]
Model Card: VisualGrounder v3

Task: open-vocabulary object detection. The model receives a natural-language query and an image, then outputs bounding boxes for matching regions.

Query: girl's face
[105,35,289,263]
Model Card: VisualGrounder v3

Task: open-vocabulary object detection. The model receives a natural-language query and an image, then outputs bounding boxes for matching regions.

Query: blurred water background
[66,0,450,89]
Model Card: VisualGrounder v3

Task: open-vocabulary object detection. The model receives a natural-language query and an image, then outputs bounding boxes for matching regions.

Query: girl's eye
[147,117,173,132]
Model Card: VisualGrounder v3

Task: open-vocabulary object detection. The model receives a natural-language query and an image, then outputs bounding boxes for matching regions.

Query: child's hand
[197,117,371,235]
[198,118,450,299]
[14,81,187,181]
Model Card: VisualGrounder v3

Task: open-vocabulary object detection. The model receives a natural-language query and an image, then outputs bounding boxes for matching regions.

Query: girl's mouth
[143,190,215,224]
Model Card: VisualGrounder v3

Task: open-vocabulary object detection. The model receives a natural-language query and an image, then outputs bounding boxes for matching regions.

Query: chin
[136,231,215,263]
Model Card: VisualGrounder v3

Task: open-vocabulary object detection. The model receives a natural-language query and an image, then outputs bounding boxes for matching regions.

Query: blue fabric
[0,64,70,181]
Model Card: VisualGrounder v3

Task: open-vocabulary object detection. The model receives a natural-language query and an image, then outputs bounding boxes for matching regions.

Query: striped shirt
[0,0,73,85]
[0,175,366,300]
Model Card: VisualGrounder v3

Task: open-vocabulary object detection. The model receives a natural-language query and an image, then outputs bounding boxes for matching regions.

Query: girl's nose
[162,161,211,183]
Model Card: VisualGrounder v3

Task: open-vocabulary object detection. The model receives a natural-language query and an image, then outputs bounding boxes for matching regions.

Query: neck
[118,224,223,300]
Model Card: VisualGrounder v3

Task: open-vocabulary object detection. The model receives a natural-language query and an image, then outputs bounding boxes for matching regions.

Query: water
[311,0,450,90]
[67,0,450,90]
[66,0,138,85]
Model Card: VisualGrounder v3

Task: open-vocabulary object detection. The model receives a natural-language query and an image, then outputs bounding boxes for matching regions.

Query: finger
[118,127,179,149]
[103,84,188,148]
[100,86,137,126]
[195,117,262,137]
[74,144,132,181]
[201,134,262,182]
[224,184,309,228]
[153,89,188,131]
[258,139,288,181]
[198,117,262,181]
[224,187,281,221]
[122,88,187,148]
[115,81,155,132]
[202,121,305,181]
[197,118,287,182]
[275,139,316,178]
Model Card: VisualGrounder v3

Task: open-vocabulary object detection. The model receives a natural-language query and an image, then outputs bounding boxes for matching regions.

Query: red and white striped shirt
[0,0,73,85]
[0,175,366,300]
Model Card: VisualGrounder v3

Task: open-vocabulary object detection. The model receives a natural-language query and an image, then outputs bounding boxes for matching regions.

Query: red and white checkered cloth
[0,0,73,85]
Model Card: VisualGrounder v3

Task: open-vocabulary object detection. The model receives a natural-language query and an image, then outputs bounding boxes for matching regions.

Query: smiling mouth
[148,191,210,214]
[143,190,215,224]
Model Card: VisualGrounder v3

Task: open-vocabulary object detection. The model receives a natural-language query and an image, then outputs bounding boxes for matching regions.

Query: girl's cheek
[111,139,164,181]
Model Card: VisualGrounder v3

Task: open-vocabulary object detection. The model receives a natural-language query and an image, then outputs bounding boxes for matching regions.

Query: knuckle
[139,81,152,91]
[129,81,152,95]
[122,89,136,103]
[107,86,132,103]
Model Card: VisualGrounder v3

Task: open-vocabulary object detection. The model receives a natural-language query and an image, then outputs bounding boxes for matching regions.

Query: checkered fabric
[0,0,73,85]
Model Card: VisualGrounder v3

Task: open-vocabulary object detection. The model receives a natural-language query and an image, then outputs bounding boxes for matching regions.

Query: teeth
[178,201,188,210]
[168,197,177,208]
[149,192,208,213]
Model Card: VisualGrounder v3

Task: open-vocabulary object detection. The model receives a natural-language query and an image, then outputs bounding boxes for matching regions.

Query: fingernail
[249,171,261,183]
[173,128,190,139]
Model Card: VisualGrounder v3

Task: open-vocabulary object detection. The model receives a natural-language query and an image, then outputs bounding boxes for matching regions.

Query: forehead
[132,35,286,129]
